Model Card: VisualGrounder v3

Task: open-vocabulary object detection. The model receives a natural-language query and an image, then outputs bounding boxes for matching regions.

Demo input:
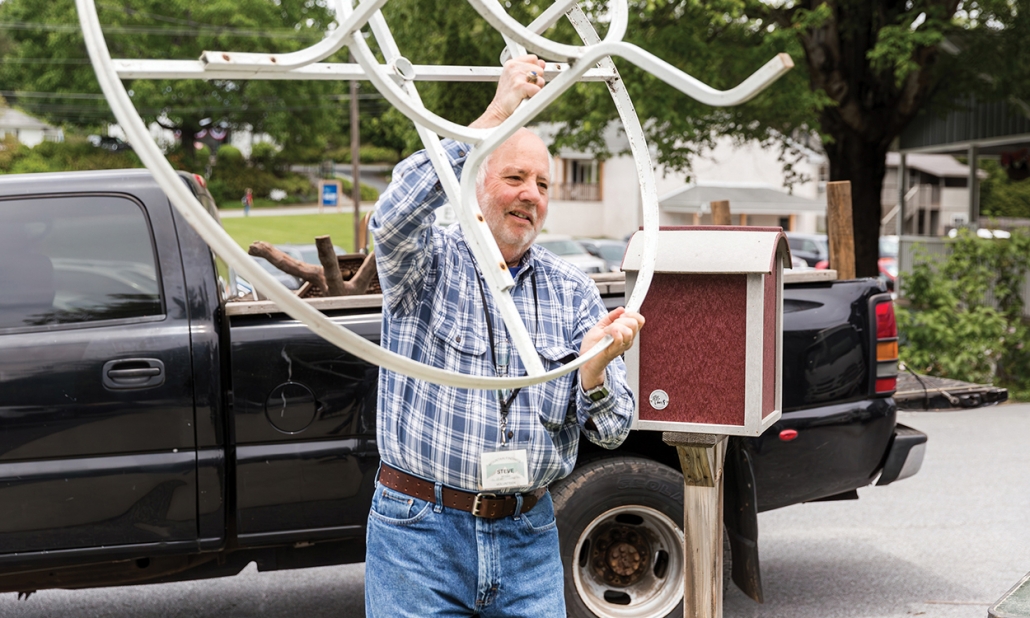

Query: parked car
[811,235,898,289]
[947,227,1011,239]
[785,232,829,267]
[576,237,628,272]
[86,135,132,152]
[534,234,607,274]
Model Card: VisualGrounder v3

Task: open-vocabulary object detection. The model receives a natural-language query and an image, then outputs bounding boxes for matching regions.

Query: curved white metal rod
[565,6,656,313]
[200,0,388,72]
[467,0,628,63]
[73,0,610,390]
[362,6,550,376]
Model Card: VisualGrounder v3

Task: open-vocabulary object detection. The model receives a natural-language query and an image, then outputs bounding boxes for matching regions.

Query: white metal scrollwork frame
[75,0,792,388]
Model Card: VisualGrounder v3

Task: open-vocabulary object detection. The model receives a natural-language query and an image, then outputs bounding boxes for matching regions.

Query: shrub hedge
[898,228,1030,400]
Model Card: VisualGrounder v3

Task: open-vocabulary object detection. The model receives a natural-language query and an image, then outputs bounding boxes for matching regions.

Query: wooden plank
[783,269,837,284]
[680,438,727,618]
[225,294,385,316]
[826,181,856,280]
[711,200,731,226]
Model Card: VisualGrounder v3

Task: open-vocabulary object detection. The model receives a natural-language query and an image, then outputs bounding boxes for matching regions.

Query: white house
[881,152,986,236]
[0,108,63,147]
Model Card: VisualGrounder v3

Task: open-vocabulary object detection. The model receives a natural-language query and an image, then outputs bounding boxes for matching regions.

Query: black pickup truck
[0,169,926,617]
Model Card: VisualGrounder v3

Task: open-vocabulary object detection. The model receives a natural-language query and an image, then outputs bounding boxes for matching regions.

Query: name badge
[480,449,529,490]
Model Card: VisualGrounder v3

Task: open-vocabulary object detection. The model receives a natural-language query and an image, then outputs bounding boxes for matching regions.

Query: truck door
[0,190,198,560]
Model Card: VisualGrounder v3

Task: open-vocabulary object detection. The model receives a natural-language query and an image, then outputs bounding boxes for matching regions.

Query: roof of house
[659,181,825,215]
[886,152,986,178]
[899,97,1030,156]
[0,108,54,131]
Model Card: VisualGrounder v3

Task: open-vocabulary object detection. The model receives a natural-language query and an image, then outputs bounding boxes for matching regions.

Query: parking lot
[2,404,1028,618]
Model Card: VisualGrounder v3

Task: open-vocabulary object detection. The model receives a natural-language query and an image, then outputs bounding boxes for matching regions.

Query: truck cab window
[0,196,163,330]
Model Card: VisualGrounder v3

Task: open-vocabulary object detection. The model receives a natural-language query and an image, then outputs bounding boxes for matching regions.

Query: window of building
[0,196,163,330]
[555,158,601,201]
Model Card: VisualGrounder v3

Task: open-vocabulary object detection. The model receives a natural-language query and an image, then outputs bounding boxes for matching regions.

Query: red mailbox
[622,226,791,436]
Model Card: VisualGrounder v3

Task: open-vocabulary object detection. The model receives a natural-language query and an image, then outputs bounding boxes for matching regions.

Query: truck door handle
[103,358,166,390]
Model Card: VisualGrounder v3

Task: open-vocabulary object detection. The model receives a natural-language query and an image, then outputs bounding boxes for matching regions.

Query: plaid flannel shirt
[369,139,634,492]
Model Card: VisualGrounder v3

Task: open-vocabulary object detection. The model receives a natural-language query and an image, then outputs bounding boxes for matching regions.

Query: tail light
[873,297,898,394]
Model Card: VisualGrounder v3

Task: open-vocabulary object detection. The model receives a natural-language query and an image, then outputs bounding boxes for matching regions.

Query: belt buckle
[471,493,496,517]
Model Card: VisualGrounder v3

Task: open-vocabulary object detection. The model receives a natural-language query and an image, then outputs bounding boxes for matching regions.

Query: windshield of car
[788,236,828,254]
[538,240,586,256]
[595,243,626,262]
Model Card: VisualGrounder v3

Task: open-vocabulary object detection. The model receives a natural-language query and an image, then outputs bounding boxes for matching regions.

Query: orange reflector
[877,341,899,360]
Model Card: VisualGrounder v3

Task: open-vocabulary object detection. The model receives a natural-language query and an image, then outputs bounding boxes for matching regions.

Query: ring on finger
[526,70,538,83]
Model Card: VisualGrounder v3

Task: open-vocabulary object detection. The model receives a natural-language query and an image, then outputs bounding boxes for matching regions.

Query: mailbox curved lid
[622,226,792,274]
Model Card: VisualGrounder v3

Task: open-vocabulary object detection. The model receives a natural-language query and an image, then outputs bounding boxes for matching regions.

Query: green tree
[980,159,1030,219]
[0,0,351,166]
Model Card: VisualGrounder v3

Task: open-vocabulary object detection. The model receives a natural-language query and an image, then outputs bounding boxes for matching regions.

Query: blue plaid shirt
[370,139,634,492]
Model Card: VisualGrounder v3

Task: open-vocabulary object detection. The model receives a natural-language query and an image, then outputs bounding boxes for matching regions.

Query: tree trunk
[822,127,888,278]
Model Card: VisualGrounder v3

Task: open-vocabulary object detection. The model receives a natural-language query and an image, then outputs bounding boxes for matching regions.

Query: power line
[0,58,94,65]
[1,90,108,100]
[0,20,326,40]
[12,101,394,115]
[2,89,389,103]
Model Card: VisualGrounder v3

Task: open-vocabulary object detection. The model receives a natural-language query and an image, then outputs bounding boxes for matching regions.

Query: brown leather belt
[378,465,547,520]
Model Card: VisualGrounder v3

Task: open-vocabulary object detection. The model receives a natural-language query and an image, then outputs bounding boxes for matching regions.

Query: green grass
[221,213,359,251]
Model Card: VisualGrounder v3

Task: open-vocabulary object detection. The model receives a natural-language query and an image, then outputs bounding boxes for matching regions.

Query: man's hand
[470,55,547,129]
[579,307,645,391]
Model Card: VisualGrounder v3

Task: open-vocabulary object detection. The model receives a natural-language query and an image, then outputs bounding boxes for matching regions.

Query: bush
[338,176,380,202]
[207,163,313,205]
[216,145,245,167]
[324,144,400,165]
[0,135,140,174]
[0,135,30,172]
[898,229,1030,399]
[250,142,280,170]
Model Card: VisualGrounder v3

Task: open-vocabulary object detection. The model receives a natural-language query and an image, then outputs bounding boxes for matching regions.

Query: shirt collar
[455,227,537,282]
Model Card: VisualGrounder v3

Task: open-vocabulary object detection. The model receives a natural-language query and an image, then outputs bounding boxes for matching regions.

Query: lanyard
[475,268,539,446]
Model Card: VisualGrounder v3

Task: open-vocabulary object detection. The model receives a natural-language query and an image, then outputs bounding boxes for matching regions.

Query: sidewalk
[219,203,377,218]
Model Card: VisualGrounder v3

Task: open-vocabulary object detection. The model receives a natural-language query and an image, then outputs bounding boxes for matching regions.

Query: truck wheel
[552,457,685,618]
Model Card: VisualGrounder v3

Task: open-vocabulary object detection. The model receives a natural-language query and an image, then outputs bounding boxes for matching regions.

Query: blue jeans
[365,480,565,617]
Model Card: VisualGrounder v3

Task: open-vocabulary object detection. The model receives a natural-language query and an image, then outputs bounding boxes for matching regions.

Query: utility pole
[350,53,362,253]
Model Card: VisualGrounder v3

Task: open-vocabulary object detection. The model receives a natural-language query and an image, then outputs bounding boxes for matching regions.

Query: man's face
[477,131,550,266]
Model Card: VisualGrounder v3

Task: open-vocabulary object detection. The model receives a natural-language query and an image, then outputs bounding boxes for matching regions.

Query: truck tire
[552,456,686,618]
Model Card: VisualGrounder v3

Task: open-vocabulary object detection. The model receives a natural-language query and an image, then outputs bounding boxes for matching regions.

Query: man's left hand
[579,307,645,391]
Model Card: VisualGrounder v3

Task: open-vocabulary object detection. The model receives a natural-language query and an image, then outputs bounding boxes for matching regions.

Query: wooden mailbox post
[621,226,790,618]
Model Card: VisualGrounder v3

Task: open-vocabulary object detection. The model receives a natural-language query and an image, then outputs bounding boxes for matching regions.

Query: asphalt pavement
[1,403,1028,618]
